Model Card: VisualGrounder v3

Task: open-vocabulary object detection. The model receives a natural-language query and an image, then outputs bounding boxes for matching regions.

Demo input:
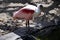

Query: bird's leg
[27,20,29,27]
[26,20,28,28]
[26,20,29,28]
[26,20,30,34]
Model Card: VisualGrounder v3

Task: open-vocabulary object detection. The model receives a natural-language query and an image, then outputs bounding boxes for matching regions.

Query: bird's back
[22,5,37,11]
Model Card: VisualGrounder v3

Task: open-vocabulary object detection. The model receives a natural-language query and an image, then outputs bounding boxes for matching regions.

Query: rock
[14,27,27,36]
[0,32,21,40]
[0,29,4,33]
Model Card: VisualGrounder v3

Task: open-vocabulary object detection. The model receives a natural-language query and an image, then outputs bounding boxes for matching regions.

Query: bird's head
[37,4,44,12]
[36,4,44,17]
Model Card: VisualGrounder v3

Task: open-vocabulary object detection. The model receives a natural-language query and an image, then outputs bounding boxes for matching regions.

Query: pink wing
[13,8,34,20]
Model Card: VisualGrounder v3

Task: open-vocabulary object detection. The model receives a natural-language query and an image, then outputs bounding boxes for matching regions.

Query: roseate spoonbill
[13,4,43,28]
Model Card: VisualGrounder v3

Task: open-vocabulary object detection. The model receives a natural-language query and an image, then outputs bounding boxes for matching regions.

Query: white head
[34,4,44,17]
